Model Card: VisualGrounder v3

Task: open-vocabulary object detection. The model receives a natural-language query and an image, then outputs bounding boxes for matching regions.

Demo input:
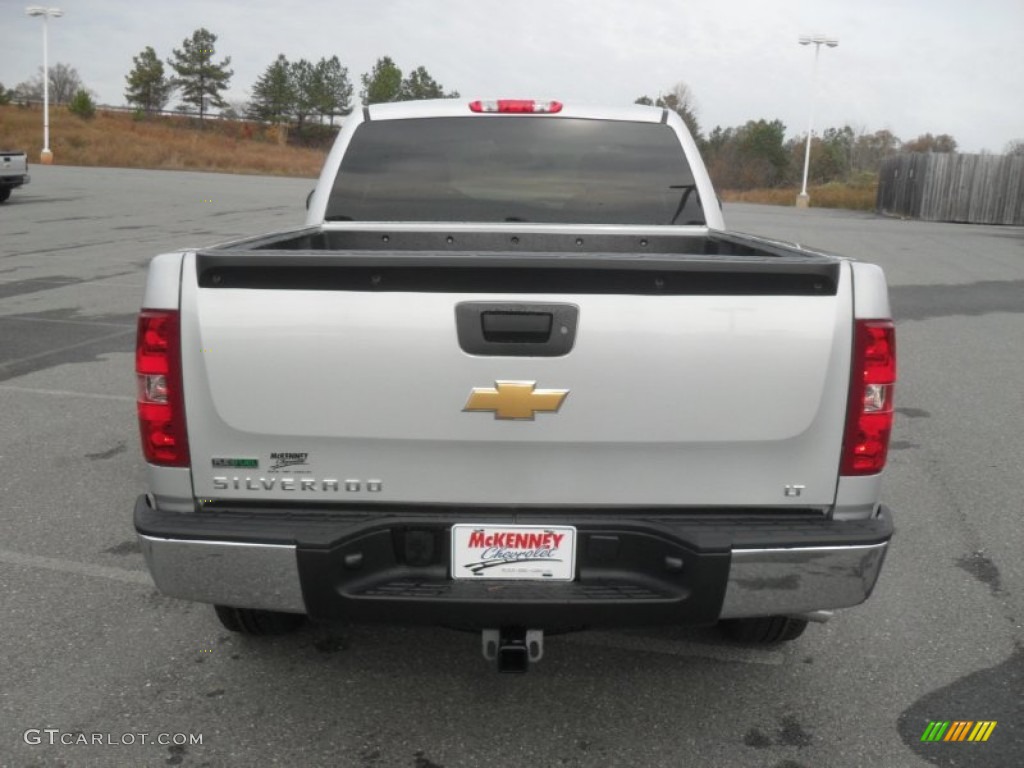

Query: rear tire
[214,605,306,636]
[0,189,11,204]
[719,616,809,644]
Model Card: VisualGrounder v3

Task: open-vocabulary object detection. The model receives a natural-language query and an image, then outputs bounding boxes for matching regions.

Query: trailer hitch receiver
[482,628,544,673]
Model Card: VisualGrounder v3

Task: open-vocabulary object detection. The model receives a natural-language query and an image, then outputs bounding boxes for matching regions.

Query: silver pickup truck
[0,150,30,203]
[134,99,896,671]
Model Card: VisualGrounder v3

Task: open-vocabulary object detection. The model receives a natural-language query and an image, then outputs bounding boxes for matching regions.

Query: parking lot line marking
[0,314,134,328]
[0,281,146,289]
[0,385,133,402]
[0,548,153,587]
[562,630,786,666]
[0,328,135,370]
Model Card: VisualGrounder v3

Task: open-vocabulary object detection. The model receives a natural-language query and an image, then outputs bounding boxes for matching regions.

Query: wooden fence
[876,153,1024,225]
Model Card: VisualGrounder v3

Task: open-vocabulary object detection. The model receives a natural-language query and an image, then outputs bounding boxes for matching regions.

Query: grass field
[720,182,878,211]
[1,105,325,177]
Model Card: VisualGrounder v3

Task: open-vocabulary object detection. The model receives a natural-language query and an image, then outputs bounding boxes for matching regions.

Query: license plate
[451,524,576,581]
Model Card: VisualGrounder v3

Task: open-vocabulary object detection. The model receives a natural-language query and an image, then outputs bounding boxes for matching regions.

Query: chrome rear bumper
[718,543,888,619]
[139,535,306,613]
[138,535,889,620]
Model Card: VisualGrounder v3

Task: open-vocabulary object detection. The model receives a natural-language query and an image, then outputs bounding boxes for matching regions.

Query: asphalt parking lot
[1,165,1021,767]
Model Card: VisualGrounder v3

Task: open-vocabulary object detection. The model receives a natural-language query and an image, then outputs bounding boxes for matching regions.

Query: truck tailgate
[180,252,853,508]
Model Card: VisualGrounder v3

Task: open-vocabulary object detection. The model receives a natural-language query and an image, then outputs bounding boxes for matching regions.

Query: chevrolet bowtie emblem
[463,380,569,420]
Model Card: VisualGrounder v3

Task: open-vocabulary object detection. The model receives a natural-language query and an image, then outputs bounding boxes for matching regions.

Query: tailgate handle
[481,312,552,343]
[456,302,578,357]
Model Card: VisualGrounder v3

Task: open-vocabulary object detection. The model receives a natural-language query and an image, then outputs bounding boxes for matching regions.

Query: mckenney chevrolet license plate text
[451,525,577,581]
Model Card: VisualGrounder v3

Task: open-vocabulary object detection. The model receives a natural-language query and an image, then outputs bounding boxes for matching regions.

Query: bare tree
[12,79,41,103]
[851,128,901,173]
[903,133,957,153]
[1004,139,1024,157]
[49,63,85,104]
[13,63,86,105]
[635,81,701,141]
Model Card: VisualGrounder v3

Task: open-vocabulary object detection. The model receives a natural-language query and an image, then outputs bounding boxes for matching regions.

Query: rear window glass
[326,117,704,225]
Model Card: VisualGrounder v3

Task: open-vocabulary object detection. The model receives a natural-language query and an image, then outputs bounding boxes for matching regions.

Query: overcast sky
[3,0,1022,153]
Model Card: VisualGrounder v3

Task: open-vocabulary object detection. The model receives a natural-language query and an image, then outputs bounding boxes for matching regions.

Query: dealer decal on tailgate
[451,524,577,581]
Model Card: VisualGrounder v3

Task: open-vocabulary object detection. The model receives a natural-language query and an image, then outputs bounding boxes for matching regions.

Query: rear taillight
[469,99,563,114]
[841,319,896,475]
[136,309,189,466]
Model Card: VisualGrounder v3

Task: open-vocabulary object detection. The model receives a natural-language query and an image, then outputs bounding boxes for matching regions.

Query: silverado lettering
[212,477,340,492]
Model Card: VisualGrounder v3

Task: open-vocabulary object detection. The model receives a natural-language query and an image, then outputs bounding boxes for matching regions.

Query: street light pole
[25,6,64,165]
[796,34,838,208]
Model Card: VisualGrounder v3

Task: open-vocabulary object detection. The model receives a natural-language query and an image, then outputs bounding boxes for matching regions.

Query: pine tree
[68,89,96,119]
[313,56,352,124]
[360,57,402,105]
[289,59,318,130]
[125,46,173,114]
[167,28,233,119]
[247,54,295,123]
[399,66,457,101]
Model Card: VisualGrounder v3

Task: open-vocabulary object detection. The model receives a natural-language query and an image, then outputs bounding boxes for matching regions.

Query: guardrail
[10,99,263,124]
